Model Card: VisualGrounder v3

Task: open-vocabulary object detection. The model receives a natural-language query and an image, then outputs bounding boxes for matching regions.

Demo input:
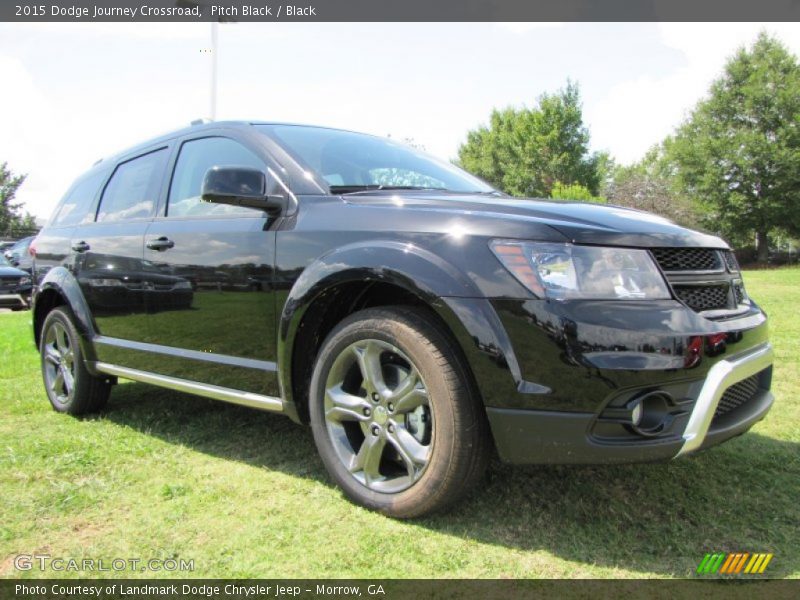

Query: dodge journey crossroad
[31,121,774,517]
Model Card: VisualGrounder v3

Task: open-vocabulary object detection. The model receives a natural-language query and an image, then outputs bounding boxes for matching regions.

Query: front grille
[715,375,760,418]
[652,248,722,272]
[674,285,730,311]
[0,276,20,292]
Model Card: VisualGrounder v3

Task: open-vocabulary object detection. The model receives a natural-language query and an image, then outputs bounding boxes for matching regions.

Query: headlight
[18,276,31,286]
[490,241,671,300]
[87,278,124,287]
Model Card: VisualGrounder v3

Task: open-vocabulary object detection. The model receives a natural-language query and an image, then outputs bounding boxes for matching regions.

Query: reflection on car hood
[342,192,727,248]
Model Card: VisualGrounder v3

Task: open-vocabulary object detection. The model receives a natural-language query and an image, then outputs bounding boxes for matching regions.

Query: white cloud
[589,23,800,164]
[0,55,62,219]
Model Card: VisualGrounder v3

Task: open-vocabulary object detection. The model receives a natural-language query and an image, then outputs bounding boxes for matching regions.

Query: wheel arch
[33,266,99,365]
[278,241,487,424]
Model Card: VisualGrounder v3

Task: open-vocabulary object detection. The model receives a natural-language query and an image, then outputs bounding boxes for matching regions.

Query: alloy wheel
[324,339,434,493]
[42,321,76,406]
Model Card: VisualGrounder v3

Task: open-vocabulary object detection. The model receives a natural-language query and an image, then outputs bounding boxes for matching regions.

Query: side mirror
[201,166,285,214]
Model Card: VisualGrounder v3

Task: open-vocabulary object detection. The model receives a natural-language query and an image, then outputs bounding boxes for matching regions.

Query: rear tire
[309,306,490,518]
[40,307,110,415]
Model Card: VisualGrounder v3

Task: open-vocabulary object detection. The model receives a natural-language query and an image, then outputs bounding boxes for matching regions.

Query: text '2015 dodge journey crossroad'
[32,121,774,517]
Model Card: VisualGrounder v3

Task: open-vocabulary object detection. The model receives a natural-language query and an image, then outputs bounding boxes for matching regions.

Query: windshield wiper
[330,185,448,195]
[468,190,507,197]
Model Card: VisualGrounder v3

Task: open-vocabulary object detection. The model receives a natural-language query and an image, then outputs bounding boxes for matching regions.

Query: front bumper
[487,343,774,464]
[0,293,29,309]
[439,296,774,465]
[677,342,773,456]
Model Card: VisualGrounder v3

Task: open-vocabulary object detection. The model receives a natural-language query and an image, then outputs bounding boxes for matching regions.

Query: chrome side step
[94,362,284,413]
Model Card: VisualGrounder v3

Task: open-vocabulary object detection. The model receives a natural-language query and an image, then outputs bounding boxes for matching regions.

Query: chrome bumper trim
[94,362,284,413]
[676,342,773,456]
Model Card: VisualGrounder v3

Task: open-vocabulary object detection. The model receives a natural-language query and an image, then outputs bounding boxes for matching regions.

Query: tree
[457,81,601,197]
[594,150,616,198]
[1,162,29,236]
[669,32,800,261]
[607,145,699,227]
[550,181,606,204]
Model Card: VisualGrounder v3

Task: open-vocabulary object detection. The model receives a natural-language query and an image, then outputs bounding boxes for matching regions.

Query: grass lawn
[1,268,798,579]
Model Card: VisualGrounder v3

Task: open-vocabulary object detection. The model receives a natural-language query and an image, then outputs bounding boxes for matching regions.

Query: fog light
[630,401,643,427]
[627,391,673,437]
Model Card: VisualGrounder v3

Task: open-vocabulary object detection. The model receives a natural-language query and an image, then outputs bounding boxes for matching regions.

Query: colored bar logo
[697,552,773,574]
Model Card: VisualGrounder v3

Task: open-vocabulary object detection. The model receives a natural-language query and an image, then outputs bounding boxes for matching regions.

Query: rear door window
[96,149,168,223]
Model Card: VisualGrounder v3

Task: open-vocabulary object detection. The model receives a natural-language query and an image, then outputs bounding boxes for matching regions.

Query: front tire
[40,307,110,415]
[309,306,489,518]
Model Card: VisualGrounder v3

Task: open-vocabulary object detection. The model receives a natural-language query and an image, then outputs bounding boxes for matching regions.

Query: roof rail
[190,118,213,126]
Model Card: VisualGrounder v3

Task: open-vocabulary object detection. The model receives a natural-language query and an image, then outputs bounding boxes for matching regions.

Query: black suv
[32,122,774,517]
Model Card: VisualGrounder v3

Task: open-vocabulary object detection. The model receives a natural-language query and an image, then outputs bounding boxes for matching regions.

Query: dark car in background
[75,253,194,315]
[31,121,774,517]
[0,254,32,310]
[5,235,35,273]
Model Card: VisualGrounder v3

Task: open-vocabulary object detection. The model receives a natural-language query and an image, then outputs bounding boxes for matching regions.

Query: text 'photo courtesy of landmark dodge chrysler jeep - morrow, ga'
[31,121,774,517]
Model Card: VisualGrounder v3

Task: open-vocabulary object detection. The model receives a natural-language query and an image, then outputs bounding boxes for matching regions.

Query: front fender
[279,239,482,334]
[33,266,99,365]
[277,241,484,402]
[276,240,536,418]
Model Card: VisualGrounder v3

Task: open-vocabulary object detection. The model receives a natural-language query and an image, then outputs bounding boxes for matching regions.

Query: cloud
[589,23,800,164]
[0,55,62,218]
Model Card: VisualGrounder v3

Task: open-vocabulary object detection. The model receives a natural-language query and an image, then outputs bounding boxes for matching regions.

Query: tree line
[457,32,800,262]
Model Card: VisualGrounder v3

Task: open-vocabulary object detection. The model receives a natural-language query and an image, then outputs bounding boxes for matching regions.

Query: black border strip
[3,0,800,22]
[3,579,800,599]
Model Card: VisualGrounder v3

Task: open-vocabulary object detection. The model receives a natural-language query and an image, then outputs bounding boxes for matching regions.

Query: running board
[94,362,284,413]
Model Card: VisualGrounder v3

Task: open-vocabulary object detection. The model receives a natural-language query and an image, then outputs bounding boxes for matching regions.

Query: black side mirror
[201,166,285,214]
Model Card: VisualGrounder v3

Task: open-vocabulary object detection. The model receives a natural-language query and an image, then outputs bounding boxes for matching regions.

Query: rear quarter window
[50,170,107,228]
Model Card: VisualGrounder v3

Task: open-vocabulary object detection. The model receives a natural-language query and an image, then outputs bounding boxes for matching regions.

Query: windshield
[7,237,31,257]
[257,124,495,194]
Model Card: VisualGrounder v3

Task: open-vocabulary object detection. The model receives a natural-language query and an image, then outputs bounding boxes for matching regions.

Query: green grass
[1,269,798,579]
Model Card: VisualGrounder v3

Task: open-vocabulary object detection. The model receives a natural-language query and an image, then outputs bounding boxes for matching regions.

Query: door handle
[146,237,175,251]
[71,241,90,253]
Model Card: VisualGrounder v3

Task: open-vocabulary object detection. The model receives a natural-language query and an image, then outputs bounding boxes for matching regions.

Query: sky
[1,21,799,220]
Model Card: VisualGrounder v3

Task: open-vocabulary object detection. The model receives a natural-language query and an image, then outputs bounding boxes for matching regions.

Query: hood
[342,192,726,248]
[0,265,27,278]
